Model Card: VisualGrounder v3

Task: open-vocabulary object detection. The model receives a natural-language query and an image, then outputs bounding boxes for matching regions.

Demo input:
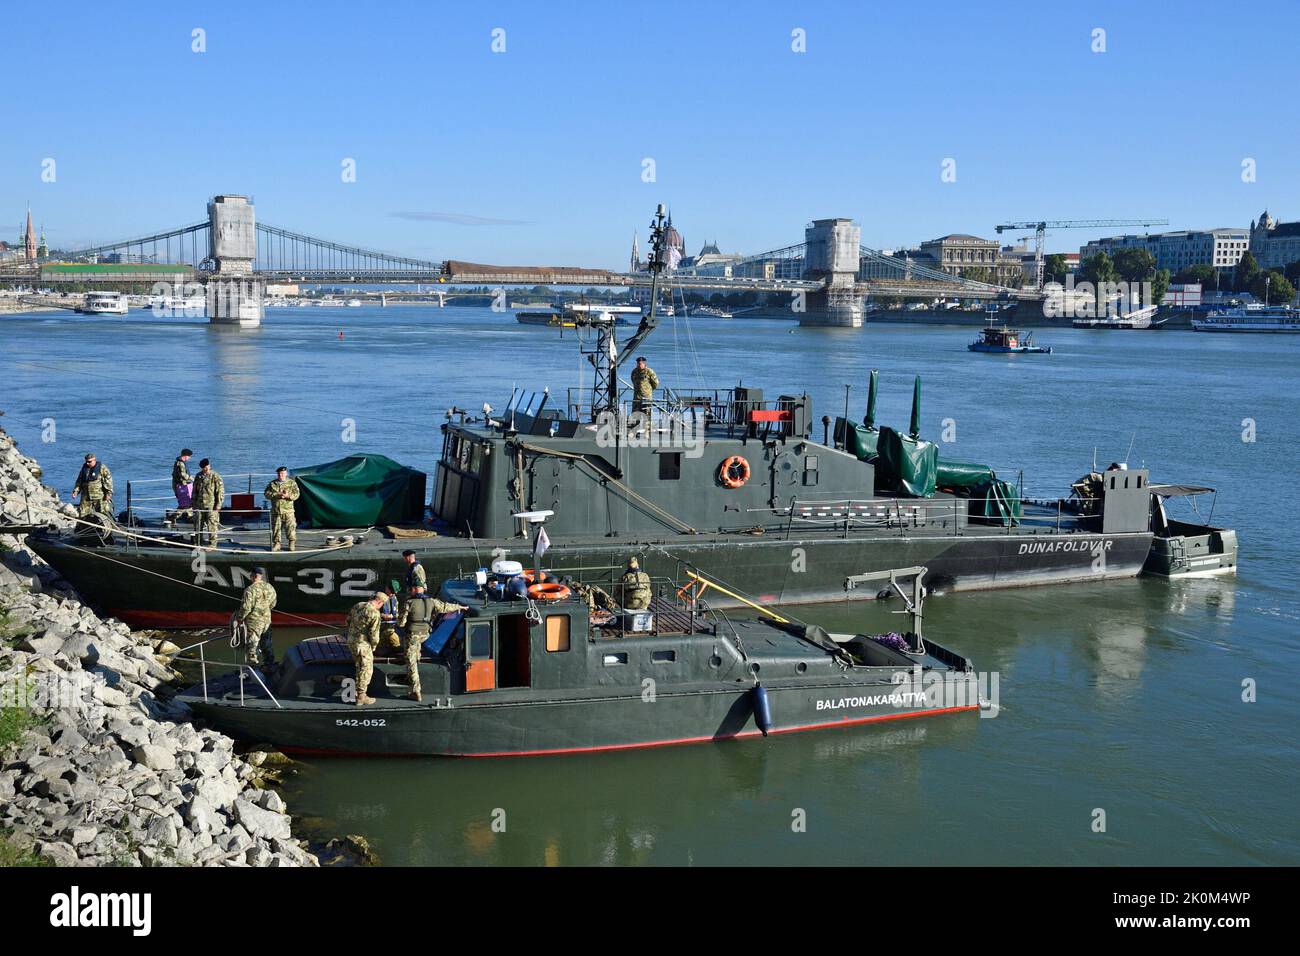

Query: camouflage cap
[628,556,639,568]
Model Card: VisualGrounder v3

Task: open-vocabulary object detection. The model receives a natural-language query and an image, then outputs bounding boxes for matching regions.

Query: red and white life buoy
[719,455,751,489]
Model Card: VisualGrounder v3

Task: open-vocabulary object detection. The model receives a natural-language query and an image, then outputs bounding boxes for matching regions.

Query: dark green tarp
[292,454,427,529]
[874,427,937,498]
[973,477,1022,527]
[834,417,879,461]
[936,458,996,490]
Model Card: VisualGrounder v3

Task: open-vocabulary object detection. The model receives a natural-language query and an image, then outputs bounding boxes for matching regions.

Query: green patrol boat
[23,206,1236,628]
[174,565,985,757]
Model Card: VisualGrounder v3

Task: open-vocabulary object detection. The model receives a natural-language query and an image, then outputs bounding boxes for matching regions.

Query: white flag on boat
[666,245,682,271]
[534,525,550,561]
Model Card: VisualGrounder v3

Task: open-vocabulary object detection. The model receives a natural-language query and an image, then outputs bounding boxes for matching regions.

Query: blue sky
[2,0,1297,267]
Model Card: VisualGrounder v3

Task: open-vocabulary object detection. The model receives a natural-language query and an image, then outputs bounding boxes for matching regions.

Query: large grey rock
[60,633,100,664]
[131,744,177,772]
[233,798,291,842]
[19,633,64,656]
[37,841,79,866]
[195,774,239,810]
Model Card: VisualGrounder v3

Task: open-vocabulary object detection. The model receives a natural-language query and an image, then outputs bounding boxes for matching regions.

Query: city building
[1248,210,1300,271]
[919,233,1021,284]
[1079,228,1249,277]
[678,240,744,277]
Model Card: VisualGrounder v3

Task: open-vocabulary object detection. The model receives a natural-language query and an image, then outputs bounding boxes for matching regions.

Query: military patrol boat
[24,205,1236,628]
[174,564,982,757]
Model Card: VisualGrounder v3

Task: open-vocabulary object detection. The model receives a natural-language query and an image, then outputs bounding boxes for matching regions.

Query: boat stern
[1145,524,1238,578]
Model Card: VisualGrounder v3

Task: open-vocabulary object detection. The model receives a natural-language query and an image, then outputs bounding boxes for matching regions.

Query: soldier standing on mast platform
[630,355,659,430]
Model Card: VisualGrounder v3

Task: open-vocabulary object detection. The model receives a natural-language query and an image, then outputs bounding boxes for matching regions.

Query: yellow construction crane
[995,218,1169,291]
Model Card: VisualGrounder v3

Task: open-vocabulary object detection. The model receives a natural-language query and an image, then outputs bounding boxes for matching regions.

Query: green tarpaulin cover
[936,458,996,490]
[291,454,427,529]
[875,427,937,498]
[974,478,1022,527]
[834,417,879,460]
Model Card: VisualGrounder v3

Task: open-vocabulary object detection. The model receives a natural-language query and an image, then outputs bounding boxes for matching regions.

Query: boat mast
[589,204,668,421]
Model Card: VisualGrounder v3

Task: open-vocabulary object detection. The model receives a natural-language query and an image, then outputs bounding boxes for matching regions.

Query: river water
[1,304,1297,865]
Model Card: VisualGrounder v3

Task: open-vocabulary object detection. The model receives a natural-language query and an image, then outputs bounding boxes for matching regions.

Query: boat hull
[181,677,980,757]
[968,344,1051,353]
[29,528,1153,628]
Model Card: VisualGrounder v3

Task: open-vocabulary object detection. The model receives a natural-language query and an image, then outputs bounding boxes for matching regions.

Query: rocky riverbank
[0,425,320,866]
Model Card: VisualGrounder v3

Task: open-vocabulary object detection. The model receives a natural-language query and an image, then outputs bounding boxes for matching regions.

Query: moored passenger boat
[1191,304,1300,333]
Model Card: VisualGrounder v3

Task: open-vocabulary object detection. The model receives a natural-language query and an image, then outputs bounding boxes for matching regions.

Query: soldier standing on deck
[397,583,468,702]
[346,592,387,706]
[71,453,113,518]
[619,556,652,610]
[237,566,278,667]
[263,466,301,551]
[172,448,193,519]
[402,550,427,593]
[630,355,659,430]
[191,458,225,547]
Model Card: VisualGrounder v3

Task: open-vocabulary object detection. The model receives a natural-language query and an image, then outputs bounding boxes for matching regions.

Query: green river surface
[1,304,1296,865]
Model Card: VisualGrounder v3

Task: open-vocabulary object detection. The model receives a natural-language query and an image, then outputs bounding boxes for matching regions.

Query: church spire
[24,205,36,261]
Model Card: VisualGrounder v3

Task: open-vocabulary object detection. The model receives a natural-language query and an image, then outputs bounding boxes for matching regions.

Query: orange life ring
[719,455,751,489]
[527,581,572,602]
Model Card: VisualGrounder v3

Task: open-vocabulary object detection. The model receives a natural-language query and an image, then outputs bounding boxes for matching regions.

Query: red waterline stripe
[278,704,979,759]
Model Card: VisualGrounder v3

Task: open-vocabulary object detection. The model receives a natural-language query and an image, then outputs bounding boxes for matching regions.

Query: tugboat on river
[968,313,1051,354]
[21,205,1234,628]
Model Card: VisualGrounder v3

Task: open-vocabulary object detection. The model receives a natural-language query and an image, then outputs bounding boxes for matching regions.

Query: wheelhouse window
[545,614,570,653]
[467,621,493,659]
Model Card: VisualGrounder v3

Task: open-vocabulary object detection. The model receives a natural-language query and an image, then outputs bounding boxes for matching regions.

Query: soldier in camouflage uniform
[191,458,225,547]
[630,356,659,429]
[397,584,468,701]
[570,580,618,614]
[263,466,301,551]
[619,556,652,610]
[237,566,278,667]
[402,550,427,592]
[346,592,387,706]
[71,453,113,518]
[171,448,193,519]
